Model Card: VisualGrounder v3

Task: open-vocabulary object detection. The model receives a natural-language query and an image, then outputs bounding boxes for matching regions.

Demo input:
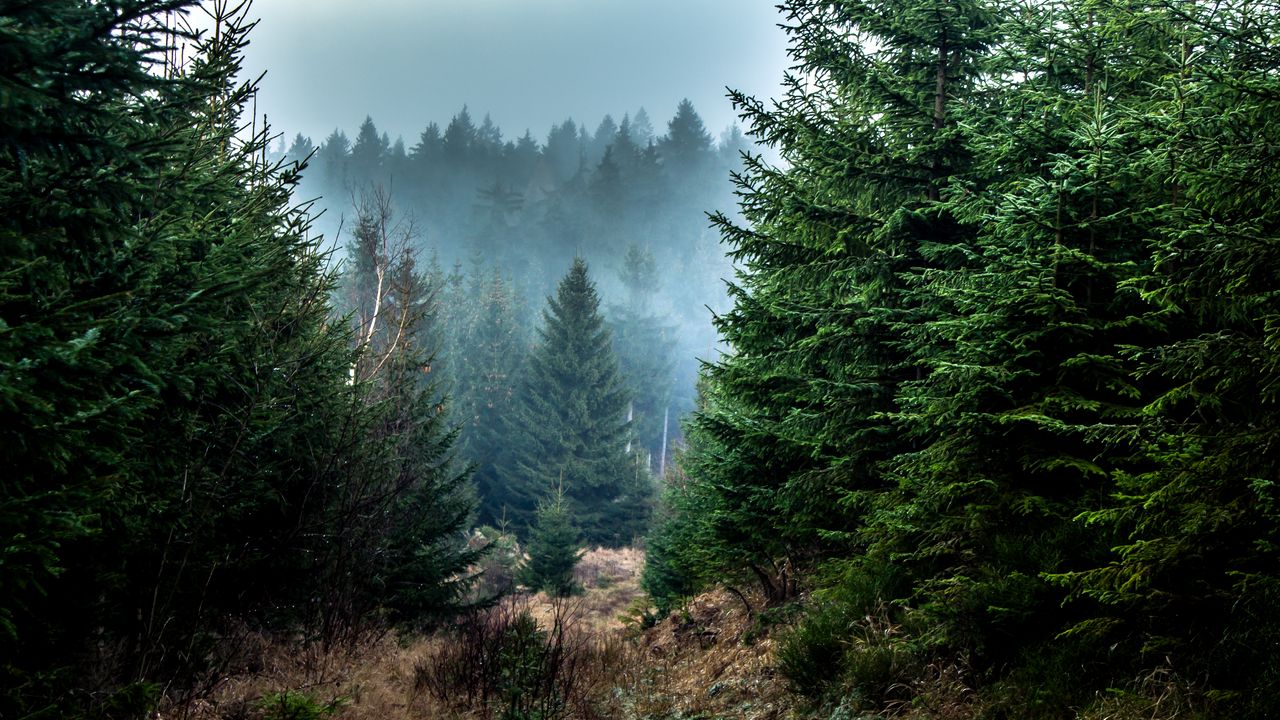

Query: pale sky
[234,0,792,147]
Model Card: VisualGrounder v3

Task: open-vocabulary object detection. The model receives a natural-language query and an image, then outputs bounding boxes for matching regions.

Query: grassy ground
[165,547,1203,720]
[169,547,799,720]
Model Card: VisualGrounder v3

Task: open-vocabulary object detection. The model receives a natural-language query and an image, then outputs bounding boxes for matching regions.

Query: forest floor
[176,547,801,720]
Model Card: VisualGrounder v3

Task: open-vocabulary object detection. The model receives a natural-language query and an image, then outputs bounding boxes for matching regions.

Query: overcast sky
[235,0,792,148]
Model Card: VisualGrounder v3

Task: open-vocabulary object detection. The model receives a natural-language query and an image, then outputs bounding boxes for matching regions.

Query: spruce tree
[611,244,676,472]
[518,488,583,597]
[349,115,388,180]
[0,5,479,714]
[315,128,350,192]
[859,0,1164,685]
[338,188,478,632]
[1053,3,1280,713]
[501,259,643,545]
[1,2,361,713]
[668,0,996,607]
[453,269,526,527]
[659,99,713,174]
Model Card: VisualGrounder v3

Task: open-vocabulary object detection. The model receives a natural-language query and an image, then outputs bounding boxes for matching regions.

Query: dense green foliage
[450,268,527,528]
[518,490,584,598]
[647,0,1280,716]
[499,259,650,545]
[0,3,473,716]
[337,189,479,632]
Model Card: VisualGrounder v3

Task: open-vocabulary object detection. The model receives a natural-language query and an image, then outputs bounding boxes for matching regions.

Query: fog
[242,0,789,145]
[240,0,792,517]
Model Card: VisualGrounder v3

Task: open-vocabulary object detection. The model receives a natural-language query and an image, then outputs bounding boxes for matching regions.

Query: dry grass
[166,548,804,720]
[1075,667,1211,720]
[528,545,646,634]
[171,630,449,720]
[617,587,801,720]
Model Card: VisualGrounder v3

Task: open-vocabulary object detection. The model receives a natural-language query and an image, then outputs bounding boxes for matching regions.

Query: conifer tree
[611,244,676,470]
[1051,4,1280,713]
[285,132,315,165]
[454,269,526,527]
[545,118,583,182]
[589,114,618,165]
[631,107,655,146]
[315,128,351,191]
[856,0,1165,680]
[0,5,479,714]
[518,488,583,597]
[2,2,355,713]
[659,99,712,171]
[340,188,478,632]
[349,115,388,180]
[442,106,477,164]
[500,259,644,545]
[671,0,996,607]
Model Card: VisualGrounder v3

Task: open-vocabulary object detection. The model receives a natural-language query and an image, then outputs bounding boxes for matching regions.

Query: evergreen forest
[3,1,1280,719]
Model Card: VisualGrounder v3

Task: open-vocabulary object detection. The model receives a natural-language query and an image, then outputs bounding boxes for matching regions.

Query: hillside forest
[3,2,1280,720]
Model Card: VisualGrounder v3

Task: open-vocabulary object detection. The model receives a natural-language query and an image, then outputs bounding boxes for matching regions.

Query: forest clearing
[177,547,796,720]
[5,1,1280,718]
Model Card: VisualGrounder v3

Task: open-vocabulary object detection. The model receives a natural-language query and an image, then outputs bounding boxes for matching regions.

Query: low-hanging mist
[283,100,752,478]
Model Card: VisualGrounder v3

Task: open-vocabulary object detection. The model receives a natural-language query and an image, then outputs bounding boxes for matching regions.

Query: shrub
[776,601,854,702]
[414,597,599,719]
[778,598,920,712]
[519,492,583,597]
[472,526,524,599]
[258,691,346,720]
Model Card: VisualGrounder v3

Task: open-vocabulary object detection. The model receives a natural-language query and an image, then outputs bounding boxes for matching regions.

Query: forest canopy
[5,1,1280,719]
[645,0,1280,717]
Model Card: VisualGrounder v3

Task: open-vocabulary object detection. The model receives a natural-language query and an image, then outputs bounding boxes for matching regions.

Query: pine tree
[341,187,478,632]
[442,106,476,164]
[500,259,643,545]
[631,107,655,147]
[518,488,583,597]
[842,2,1165,686]
[1051,3,1280,714]
[648,0,1280,715]
[2,2,361,713]
[669,0,996,611]
[284,132,315,166]
[544,118,583,182]
[454,269,526,527]
[0,5,480,714]
[611,244,676,471]
[589,114,618,166]
[659,99,713,172]
[471,181,525,261]
[349,115,388,181]
[315,128,351,192]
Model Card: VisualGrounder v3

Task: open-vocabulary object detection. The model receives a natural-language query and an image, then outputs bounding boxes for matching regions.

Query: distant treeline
[287,102,754,497]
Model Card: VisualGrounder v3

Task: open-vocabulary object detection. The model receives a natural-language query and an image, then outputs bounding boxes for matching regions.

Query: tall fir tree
[500,259,646,545]
[1053,3,1280,714]
[3,3,346,713]
[340,188,478,633]
[0,5,480,715]
[349,115,388,181]
[453,269,527,527]
[666,0,997,608]
[611,244,676,472]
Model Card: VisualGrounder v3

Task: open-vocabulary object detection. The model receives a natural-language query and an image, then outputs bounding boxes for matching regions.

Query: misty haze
[7,2,1280,719]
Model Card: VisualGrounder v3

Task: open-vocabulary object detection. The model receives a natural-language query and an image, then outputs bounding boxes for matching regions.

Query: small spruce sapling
[519,487,583,597]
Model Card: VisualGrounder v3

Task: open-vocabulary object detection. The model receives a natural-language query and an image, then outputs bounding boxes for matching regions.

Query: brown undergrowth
[167,547,800,720]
